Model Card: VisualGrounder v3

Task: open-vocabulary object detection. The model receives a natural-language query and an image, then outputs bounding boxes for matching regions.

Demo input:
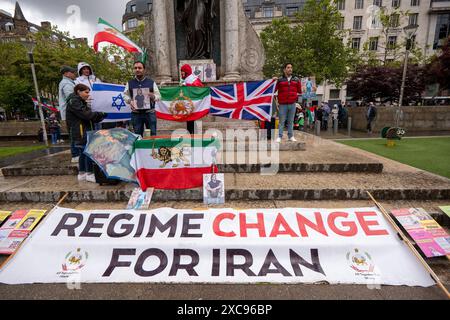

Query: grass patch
[337,137,450,179]
[0,146,48,159]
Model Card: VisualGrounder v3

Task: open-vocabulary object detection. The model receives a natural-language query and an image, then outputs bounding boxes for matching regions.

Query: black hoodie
[66,93,106,145]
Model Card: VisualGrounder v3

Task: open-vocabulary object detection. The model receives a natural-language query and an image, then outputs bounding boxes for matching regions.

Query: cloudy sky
[1,0,129,44]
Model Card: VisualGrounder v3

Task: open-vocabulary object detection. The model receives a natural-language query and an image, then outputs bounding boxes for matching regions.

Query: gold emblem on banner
[169,90,195,120]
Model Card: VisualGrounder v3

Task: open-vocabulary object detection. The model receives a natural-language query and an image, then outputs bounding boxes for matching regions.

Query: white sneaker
[86,173,97,183]
[289,137,297,142]
[77,173,87,181]
[276,137,282,143]
[71,157,79,163]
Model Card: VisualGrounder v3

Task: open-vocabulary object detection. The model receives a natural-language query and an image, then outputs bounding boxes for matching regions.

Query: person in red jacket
[274,63,302,143]
[180,64,204,134]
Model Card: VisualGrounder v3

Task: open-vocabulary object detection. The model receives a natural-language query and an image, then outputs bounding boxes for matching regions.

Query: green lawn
[337,137,450,179]
[0,146,47,159]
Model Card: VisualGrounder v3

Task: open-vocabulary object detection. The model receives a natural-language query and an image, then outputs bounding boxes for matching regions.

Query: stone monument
[143,0,265,83]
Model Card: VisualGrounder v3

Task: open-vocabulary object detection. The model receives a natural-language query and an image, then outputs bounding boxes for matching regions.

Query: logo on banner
[112,94,126,111]
[169,91,194,120]
[62,248,89,272]
[346,248,375,274]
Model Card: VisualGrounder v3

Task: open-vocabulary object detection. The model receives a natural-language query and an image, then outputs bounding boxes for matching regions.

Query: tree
[260,0,356,86]
[428,36,450,91]
[0,76,34,118]
[0,24,144,116]
[346,65,426,104]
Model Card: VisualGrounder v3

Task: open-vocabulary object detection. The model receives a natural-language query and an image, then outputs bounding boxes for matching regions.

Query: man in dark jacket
[274,63,302,143]
[66,84,106,183]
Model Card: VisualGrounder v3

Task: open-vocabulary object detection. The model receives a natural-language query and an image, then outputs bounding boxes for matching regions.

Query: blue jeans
[278,104,296,139]
[50,132,58,144]
[75,145,93,174]
[132,112,157,137]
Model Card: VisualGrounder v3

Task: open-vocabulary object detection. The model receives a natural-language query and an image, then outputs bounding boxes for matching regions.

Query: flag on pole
[130,136,219,190]
[156,86,211,122]
[93,18,147,63]
[210,80,277,121]
[91,83,132,123]
[32,98,59,113]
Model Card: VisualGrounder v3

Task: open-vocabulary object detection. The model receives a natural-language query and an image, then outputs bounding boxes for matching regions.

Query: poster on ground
[0,207,434,286]
[391,208,450,258]
[127,188,154,210]
[203,173,225,205]
[0,211,11,226]
[0,210,46,255]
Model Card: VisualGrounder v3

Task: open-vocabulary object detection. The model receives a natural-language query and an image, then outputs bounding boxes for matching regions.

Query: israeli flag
[91,83,132,123]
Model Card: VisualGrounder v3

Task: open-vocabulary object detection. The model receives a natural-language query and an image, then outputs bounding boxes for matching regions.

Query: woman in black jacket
[66,84,106,182]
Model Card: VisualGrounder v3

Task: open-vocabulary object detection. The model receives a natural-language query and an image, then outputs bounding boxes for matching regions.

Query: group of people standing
[57,60,204,183]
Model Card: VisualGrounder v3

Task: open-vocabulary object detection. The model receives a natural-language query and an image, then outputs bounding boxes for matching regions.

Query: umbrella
[84,128,139,183]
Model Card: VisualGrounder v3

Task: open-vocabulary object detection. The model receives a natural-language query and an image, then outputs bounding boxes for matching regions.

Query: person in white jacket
[75,62,101,89]
[76,62,104,129]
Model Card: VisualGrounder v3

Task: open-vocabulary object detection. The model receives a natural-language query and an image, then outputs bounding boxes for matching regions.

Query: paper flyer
[126,188,154,210]
[392,208,450,258]
[0,210,46,255]
[0,211,11,226]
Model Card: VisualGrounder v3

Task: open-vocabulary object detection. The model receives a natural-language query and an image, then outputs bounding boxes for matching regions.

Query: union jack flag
[210,79,277,122]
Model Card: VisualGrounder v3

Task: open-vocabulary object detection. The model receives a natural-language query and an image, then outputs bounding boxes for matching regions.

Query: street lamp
[397,24,419,127]
[22,38,49,147]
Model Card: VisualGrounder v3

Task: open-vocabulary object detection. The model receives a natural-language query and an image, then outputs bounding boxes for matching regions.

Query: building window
[387,36,397,49]
[373,0,382,6]
[390,14,400,27]
[369,37,379,51]
[131,4,136,13]
[128,18,138,29]
[286,6,298,16]
[245,9,251,18]
[392,0,401,7]
[352,37,361,50]
[353,16,362,30]
[263,7,273,18]
[410,0,419,6]
[337,17,345,30]
[409,13,418,26]
[330,89,341,99]
[433,13,450,49]
[337,0,345,10]
[355,0,364,9]
[5,22,14,32]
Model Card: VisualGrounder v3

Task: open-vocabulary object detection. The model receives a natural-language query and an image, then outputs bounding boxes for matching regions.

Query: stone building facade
[122,0,152,33]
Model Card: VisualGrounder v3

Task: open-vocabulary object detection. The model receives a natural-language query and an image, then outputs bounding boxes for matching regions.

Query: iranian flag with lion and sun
[156,87,211,122]
[130,136,219,190]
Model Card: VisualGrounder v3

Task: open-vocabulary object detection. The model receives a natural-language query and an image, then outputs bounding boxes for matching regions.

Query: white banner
[0,207,434,286]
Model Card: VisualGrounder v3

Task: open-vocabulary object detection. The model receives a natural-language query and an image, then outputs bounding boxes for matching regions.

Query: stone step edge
[1,188,448,203]
[1,163,384,176]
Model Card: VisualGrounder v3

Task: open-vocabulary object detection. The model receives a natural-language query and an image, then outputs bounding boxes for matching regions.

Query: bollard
[327,115,332,133]
[315,120,321,136]
[347,117,352,137]
[333,118,338,135]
